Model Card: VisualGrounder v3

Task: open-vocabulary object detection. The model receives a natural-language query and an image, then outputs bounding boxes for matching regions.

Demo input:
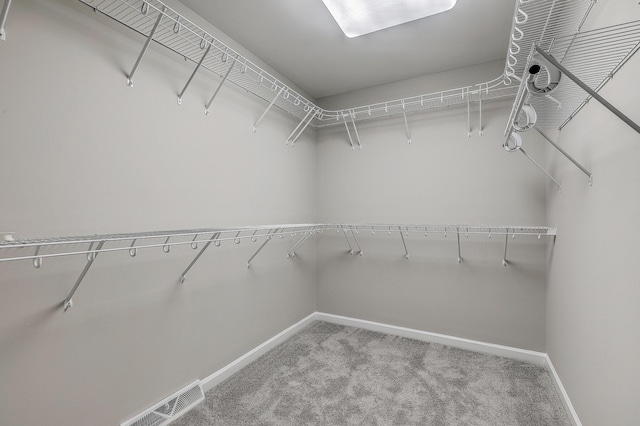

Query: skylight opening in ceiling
[321,0,458,38]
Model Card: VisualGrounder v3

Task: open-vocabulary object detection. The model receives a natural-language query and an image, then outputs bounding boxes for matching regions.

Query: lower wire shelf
[0,223,556,311]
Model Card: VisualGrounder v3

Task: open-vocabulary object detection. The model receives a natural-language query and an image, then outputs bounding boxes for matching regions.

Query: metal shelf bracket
[127,5,166,87]
[0,0,12,41]
[62,240,106,311]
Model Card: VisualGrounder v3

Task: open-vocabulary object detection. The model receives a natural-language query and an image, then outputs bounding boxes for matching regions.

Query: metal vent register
[121,381,204,426]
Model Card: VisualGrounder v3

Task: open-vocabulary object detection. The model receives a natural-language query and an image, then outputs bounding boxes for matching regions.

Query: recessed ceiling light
[321,0,458,38]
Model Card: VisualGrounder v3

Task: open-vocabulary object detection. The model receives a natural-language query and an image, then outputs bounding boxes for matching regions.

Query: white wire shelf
[512,20,640,132]
[78,0,518,132]
[0,223,555,311]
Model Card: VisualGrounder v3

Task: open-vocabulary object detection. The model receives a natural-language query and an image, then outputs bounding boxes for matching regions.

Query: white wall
[316,61,550,351]
[545,1,640,425]
[0,1,316,425]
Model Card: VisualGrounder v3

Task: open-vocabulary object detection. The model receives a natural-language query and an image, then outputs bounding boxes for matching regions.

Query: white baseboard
[200,312,317,392]
[199,311,580,426]
[544,354,582,426]
[315,312,547,365]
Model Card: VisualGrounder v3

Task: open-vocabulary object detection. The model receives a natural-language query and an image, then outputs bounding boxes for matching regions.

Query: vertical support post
[399,226,409,260]
[253,87,284,132]
[127,5,166,87]
[456,227,462,263]
[535,128,593,185]
[519,148,562,189]
[402,111,412,144]
[63,240,106,311]
[247,229,277,268]
[343,114,355,150]
[287,108,314,144]
[0,0,12,41]
[178,42,211,104]
[205,59,237,114]
[179,232,220,283]
[350,112,363,149]
[502,230,509,267]
[534,46,640,135]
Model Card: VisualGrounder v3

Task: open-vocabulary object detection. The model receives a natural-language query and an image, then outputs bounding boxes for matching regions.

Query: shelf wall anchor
[247,229,278,268]
[253,86,284,132]
[63,240,105,311]
[177,42,211,105]
[127,5,166,87]
[179,232,220,284]
[205,58,237,114]
[0,0,12,41]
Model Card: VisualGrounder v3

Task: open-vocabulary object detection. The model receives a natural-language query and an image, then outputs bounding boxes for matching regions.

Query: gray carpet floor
[172,321,571,425]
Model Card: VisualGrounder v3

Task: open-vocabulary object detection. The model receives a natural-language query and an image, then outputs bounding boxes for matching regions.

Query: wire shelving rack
[1,223,556,311]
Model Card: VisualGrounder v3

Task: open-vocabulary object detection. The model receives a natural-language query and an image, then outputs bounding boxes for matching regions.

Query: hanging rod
[77,0,518,131]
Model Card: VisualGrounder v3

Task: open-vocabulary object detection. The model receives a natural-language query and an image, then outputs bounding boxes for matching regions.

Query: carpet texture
[173,321,570,425]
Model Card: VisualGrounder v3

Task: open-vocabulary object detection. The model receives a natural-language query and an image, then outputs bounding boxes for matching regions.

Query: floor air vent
[121,381,204,426]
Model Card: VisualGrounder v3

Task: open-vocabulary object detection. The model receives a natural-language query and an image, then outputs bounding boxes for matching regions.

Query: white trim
[315,312,547,365]
[200,312,317,392]
[544,354,582,426]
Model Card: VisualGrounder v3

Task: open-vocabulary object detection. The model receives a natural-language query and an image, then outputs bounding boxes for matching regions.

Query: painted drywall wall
[316,63,550,351]
[0,1,316,425]
[545,1,640,425]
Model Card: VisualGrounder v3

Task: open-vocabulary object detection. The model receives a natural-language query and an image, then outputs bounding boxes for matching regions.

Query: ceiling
[180,0,516,99]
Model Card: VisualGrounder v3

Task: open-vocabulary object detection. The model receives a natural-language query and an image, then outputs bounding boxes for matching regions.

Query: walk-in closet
[1,0,638,425]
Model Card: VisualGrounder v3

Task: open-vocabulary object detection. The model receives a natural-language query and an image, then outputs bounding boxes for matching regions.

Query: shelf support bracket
[286,232,312,258]
[535,128,593,185]
[399,226,409,260]
[342,228,354,255]
[177,42,211,105]
[467,91,472,138]
[127,5,166,87]
[350,112,363,149]
[63,240,106,311]
[179,232,220,284]
[289,109,317,145]
[343,114,355,150]
[287,108,314,144]
[478,86,484,136]
[247,228,277,268]
[350,228,363,255]
[253,86,284,132]
[520,147,562,190]
[0,0,12,41]
[535,46,640,135]
[402,111,412,144]
[502,231,509,267]
[456,227,462,263]
[205,59,237,114]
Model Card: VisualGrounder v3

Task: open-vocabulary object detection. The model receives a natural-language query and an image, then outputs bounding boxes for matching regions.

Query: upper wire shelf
[79,0,518,129]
